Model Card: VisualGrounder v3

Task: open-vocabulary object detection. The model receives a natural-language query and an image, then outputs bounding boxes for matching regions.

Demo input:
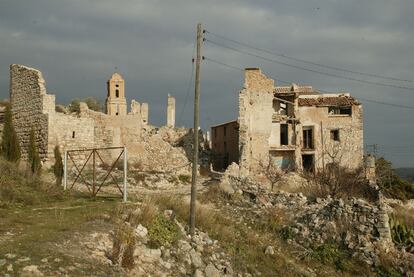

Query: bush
[69,97,103,113]
[376,157,414,200]
[311,242,351,271]
[1,103,21,162]
[178,174,191,183]
[389,215,414,252]
[28,129,41,174]
[148,214,181,248]
[302,164,378,202]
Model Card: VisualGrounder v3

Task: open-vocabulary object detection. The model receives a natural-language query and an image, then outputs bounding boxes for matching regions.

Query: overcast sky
[0,0,413,167]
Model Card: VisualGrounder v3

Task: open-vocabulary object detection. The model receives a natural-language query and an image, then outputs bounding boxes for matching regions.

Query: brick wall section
[10,64,50,160]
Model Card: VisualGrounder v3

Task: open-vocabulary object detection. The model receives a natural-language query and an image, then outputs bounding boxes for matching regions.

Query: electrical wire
[177,43,196,126]
[204,56,414,110]
[205,39,414,91]
[205,30,414,83]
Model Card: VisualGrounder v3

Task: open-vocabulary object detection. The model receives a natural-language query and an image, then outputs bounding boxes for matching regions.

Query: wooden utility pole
[189,23,203,236]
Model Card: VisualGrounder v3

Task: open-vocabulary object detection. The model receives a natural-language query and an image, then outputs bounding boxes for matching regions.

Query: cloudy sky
[1,0,413,167]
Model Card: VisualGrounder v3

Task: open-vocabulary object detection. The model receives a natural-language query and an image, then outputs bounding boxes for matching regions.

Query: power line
[205,39,414,91]
[205,30,414,84]
[177,43,196,126]
[204,56,414,110]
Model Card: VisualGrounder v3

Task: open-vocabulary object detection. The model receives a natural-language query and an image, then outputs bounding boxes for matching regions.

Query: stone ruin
[8,64,204,173]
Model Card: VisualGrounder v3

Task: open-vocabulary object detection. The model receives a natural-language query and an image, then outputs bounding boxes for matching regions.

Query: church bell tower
[106,72,127,116]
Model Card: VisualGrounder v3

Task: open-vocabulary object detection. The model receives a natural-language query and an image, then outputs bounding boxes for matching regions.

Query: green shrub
[148,214,181,248]
[28,129,41,174]
[1,103,21,162]
[376,157,414,200]
[54,146,64,186]
[311,242,350,271]
[69,97,103,113]
[279,226,295,240]
[389,215,414,251]
[178,174,191,183]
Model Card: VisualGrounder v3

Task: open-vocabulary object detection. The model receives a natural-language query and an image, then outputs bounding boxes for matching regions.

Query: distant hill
[396,167,414,182]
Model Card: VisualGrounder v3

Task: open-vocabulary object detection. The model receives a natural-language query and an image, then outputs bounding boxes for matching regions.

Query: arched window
[115,89,119,98]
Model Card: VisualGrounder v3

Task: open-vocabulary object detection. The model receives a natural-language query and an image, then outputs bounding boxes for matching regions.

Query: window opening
[330,129,340,141]
[303,127,313,149]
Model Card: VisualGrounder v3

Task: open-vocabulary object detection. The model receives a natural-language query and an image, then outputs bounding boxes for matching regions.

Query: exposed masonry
[9,64,171,163]
[232,68,363,174]
[167,94,176,128]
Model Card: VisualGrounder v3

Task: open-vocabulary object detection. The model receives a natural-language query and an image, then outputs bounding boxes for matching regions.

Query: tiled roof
[298,95,360,106]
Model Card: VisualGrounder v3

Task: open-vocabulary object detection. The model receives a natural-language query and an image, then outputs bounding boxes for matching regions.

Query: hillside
[1,157,414,276]
[396,167,414,183]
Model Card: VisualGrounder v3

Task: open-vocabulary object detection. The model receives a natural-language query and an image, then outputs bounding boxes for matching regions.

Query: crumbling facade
[8,64,164,163]
[212,68,363,173]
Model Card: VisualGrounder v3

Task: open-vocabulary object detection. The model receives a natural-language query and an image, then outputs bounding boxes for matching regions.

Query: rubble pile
[110,208,234,277]
[220,165,414,270]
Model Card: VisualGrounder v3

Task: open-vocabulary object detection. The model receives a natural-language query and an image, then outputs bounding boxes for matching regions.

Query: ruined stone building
[211,68,363,173]
[9,64,176,164]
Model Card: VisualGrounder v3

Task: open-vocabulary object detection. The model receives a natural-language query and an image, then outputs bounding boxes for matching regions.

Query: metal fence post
[123,147,127,202]
[64,150,67,190]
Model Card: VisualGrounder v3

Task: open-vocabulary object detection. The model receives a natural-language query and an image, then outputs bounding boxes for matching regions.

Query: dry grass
[391,205,414,230]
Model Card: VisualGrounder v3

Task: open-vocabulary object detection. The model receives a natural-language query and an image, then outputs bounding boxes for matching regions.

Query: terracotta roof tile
[298,96,360,106]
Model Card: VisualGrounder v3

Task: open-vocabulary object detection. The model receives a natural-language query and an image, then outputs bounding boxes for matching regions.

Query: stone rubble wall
[10,64,50,160]
[225,172,394,266]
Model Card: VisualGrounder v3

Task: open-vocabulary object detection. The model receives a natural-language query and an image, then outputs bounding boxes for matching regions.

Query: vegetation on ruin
[302,164,378,202]
[376,157,414,200]
[0,103,21,162]
[68,97,103,113]
[28,129,41,174]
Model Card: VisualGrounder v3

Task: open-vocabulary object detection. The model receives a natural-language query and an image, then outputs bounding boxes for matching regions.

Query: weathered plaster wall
[298,101,363,170]
[10,64,50,160]
[238,68,275,173]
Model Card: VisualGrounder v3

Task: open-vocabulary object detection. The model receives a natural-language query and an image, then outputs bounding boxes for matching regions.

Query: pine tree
[28,129,41,174]
[54,145,64,186]
[1,103,21,162]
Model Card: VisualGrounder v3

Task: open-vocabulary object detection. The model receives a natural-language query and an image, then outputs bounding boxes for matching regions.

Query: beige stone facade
[106,72,127,116]
[167,94,175,128]
[212,68,364,174]
[9,64,149,162]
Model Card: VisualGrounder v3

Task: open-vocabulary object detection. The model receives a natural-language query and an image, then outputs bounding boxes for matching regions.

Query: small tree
[54,145,64,186]
[28,129,41,174]
[1,103,21,162]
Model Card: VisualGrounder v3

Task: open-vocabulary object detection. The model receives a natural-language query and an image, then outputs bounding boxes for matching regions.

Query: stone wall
[10,64,50,160]
[10,64,145,164]
[238,68,274,174]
